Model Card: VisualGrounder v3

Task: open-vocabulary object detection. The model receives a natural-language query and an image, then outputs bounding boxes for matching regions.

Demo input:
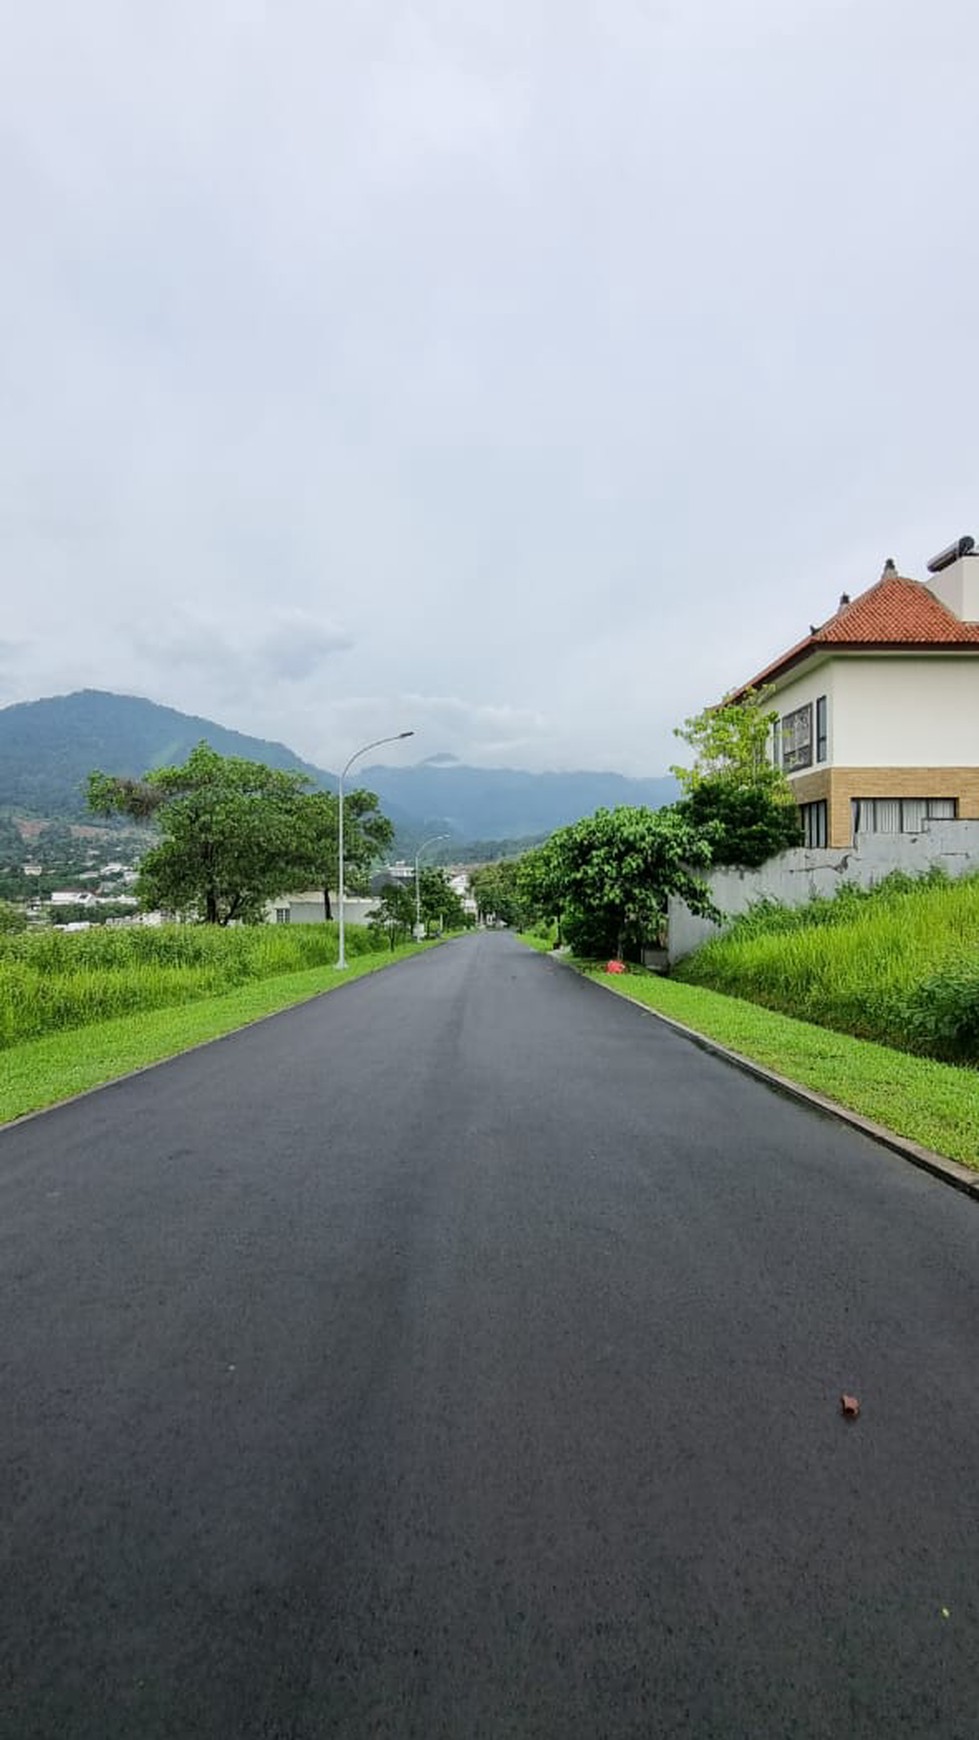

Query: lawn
[0,942,431,1126]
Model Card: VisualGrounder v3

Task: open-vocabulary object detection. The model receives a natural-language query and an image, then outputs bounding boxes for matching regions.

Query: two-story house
[729,537,979,849]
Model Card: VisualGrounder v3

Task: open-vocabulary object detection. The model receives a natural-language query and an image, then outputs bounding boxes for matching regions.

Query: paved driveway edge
[563,962,979,1202]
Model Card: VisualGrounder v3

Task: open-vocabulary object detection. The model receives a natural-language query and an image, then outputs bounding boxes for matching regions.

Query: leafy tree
[468,860,529,928]
[676,781,802,868]
[0,898,27,933]
[292,789,394,921]
[517,839,566,938]
[415,866,468,934]
[518,806,716,960]
[88,743,312,924]
[367,882,416,949]
[671,688,801,867]
[672,687,784,792]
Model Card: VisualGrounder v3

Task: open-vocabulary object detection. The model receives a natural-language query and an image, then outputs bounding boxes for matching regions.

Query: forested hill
[0,690,335,816]
[362,758,679,843]
[0,689,679,841]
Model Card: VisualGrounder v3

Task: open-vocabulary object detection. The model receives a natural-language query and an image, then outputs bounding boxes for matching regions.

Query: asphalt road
[2,931,978,1738]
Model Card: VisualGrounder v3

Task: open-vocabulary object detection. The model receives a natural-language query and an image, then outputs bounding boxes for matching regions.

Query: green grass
[578,965,979,1170]
[0,943,432,1126]
[0,921,386,1049]
[516,928,557,953]
[676,870,979,1064]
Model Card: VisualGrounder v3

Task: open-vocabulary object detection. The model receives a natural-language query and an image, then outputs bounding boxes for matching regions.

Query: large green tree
[518,806,716,960]
[671,689,801,867]
[415,866,468,934]
[367,882,416,949]
[468,859,529,929]
[292,789,394,921]
[88,743,312,924]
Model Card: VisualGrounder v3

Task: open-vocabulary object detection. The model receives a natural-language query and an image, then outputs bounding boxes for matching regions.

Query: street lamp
[414,833,449,941]
[336,730,414,969]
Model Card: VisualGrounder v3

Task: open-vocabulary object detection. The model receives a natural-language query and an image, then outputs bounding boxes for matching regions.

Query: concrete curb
[547,955,979,1202]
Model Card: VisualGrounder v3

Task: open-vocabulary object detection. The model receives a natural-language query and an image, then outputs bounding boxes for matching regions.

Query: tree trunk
[323,886,332,922]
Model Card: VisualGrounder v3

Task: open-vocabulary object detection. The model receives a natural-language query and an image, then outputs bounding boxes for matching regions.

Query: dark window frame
[800,799,828,848]
[815,694,828,763]
[781,702,814,772]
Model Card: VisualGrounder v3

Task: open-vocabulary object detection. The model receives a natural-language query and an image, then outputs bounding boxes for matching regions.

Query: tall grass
[0,922,380,1048]
[676,870,979,1064]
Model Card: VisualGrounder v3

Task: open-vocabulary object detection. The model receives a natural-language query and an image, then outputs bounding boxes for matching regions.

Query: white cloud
[2,0,978,771]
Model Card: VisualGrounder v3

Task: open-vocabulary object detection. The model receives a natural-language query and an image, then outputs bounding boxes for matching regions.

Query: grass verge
[0,944,431,1127]
[515,929,556,953]
[567,962,979,1170]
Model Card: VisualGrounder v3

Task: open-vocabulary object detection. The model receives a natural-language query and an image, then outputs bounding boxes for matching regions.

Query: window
[771,717,781,769]
[816,695,828,763]
[274,906,290,923]
[852,798,957,835]
[800,800,828,848]
[781,702,813,771]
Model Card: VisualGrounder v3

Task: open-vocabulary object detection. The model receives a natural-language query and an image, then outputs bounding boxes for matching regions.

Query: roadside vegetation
[676,869,979,1066]
[491,691,800,959]
[0,921,385,1049]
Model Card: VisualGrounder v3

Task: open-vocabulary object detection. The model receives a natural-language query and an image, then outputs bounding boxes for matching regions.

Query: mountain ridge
[0,689,678,842]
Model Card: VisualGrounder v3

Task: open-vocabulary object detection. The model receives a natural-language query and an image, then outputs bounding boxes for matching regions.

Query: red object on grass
[606,960,627,974]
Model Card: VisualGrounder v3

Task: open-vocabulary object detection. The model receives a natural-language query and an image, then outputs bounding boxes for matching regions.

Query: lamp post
[414,833,449,941]
[337,730,414,969]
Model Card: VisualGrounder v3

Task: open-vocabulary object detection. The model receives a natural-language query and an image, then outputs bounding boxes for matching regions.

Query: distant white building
[448,871,477,916]
[265,892,376,926]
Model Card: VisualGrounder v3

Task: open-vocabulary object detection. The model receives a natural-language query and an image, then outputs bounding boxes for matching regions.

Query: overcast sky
[2,1,978,775]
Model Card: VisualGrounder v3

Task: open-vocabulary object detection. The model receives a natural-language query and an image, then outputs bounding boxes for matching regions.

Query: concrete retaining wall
[667,820,979,965]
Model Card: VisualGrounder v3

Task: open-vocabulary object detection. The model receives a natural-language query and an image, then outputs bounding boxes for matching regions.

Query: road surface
[2,931,978,1737]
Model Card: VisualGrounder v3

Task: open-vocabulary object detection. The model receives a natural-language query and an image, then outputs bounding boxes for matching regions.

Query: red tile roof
[731,572,979,699]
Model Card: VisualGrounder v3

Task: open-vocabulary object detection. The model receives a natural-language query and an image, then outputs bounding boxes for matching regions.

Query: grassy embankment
[0,923,430,1125]
[677,870,979,1066]
[519,873,979,1167]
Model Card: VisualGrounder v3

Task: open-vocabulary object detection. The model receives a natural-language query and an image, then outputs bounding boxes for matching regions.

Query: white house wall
[773,655,979,771]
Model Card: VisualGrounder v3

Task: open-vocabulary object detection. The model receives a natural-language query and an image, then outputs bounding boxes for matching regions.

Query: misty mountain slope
[362,757,678,841]
[1,691,678,840]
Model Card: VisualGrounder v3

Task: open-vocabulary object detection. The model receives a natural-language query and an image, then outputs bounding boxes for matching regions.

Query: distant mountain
[0,690,338,817]
[0,689,679,842]
[362,760,679,842]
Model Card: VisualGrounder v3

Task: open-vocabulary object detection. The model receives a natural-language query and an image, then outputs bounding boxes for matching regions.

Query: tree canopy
[89,744,397,924]
[292,789,394,920]
[671,690,801,867]
[468,860,530,929]
[518,806,716,960]
[89,744,313,924]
